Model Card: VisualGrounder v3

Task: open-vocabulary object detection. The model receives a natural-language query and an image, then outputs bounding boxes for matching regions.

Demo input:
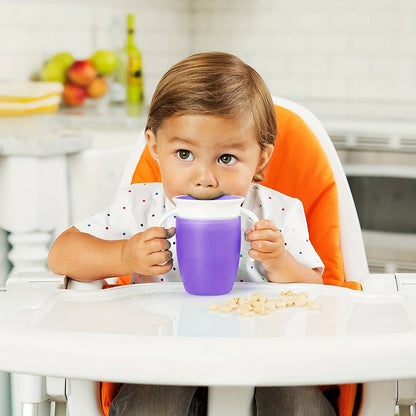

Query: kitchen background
[0,0,415,119]
[0,0,416,279]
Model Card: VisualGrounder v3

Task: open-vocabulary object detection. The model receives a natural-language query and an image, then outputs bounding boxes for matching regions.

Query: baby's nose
[194,166,218,188]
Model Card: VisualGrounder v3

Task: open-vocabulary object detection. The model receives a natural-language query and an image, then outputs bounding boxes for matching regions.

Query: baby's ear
[146,129,159,162]
[254,144,274,181]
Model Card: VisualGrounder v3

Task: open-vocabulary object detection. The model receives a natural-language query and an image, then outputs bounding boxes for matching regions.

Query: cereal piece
[209,304,221,311]
[296,292,309,299]
[253,304,264,314]
[258,307,270,315]
[274,298,287,308]
[238,309,255,317]
[283,296,294,306]
[224,298,239,310]
[294,298,307,307]
[238,304,254,313]
[306,300,319,310]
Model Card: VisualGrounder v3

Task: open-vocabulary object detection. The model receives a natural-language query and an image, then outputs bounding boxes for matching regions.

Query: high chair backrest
[117,96,368,287]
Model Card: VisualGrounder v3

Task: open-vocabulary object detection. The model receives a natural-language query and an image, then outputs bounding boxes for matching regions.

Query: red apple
[62,83,87,106]
[67,60,97,87]
[86,76,108,98]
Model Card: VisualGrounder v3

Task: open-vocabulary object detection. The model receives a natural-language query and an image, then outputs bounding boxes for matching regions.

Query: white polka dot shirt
[74,183,324,283]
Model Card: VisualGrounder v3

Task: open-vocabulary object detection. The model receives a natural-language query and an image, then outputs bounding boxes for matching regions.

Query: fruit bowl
[39,51,117,108]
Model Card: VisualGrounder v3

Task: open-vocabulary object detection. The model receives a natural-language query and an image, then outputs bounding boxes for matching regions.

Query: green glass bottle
[125,14,143,104]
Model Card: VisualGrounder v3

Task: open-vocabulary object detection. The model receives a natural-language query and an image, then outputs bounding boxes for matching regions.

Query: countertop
[0,102,147,156]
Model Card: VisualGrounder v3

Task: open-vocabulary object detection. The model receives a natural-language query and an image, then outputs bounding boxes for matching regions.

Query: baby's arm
[245,219,323,284]
[48,226,175,281]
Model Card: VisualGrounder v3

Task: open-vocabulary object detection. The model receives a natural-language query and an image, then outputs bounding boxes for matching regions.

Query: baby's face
[146,114,273,201]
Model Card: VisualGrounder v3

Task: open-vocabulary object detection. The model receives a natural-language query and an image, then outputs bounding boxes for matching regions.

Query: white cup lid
[173,195,245,219]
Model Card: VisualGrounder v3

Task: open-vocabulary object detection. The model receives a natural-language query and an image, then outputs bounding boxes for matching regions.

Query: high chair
[3,96,416,416]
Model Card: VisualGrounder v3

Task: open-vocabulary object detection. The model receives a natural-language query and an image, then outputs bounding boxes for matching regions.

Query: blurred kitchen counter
[58,101,147,146]
[0,101,147,153]
[0,102,148,284]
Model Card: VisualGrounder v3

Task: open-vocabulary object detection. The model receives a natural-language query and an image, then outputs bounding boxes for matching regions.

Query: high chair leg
[18,375,50,416]
[21,403,38,416]
[66,379,102,416]
[53,402,67,416]
[358,381,397,416]
[207,386,254,416]
[21,401,50,416]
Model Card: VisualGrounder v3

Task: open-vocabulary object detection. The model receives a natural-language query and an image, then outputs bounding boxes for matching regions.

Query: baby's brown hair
[146,52,277,181]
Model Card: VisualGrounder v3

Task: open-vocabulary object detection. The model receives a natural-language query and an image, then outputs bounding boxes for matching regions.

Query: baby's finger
[142,226,175,242]
[145,237,171,254]
[148,249,173,267]
[148,259,173,275]
[246,228,281,243]
[249,239,276,253]
[165,227,176,239]
[253,219,278,232]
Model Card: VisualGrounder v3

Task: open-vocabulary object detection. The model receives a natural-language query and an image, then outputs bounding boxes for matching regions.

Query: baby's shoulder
[119,182,164,198]
[249,183,301,209]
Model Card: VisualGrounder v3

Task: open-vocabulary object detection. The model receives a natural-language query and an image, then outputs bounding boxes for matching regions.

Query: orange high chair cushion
[101,104,359,416]
[261,105,347,288]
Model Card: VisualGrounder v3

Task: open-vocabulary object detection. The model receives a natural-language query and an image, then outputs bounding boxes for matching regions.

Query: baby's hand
[245,219,287,275]
[121,227,175,275]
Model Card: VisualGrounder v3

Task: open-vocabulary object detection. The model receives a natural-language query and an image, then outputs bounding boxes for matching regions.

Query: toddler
[48,52,335,416]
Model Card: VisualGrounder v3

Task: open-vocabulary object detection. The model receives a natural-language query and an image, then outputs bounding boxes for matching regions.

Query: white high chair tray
[1,282,416,386]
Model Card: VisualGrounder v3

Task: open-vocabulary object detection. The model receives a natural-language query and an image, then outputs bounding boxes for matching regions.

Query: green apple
[40,60,67,83]
[90,50,117,75]
[40,52,74,83]
[50,52,74,71]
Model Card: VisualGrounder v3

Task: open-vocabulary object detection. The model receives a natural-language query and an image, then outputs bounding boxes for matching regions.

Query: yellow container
[0,81,63,116]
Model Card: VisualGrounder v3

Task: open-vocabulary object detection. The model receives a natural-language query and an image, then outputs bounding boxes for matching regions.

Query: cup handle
[158,208,177,227]
[240,207,264,274]
[239,207,259,225]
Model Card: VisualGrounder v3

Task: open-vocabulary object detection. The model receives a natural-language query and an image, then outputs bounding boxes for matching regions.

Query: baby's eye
[218,154,236,165]
[177,150,194,161]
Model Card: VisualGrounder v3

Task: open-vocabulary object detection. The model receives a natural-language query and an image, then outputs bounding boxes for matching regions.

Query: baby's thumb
[165,227,176,239]
[244,228,253,241]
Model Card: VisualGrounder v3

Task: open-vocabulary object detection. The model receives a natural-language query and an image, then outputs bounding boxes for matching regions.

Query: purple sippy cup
[159,195,259,295]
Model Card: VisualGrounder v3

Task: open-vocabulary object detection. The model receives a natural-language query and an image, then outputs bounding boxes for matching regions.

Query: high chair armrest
[362,273,416,295]
[361,273,398,293]
[6,271,67,290]
[5,272,105,292]
[395,273,416,293]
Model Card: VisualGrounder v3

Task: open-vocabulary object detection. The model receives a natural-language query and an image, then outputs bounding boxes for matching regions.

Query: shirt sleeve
[281,198,325,274]
[74,186,137,241]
